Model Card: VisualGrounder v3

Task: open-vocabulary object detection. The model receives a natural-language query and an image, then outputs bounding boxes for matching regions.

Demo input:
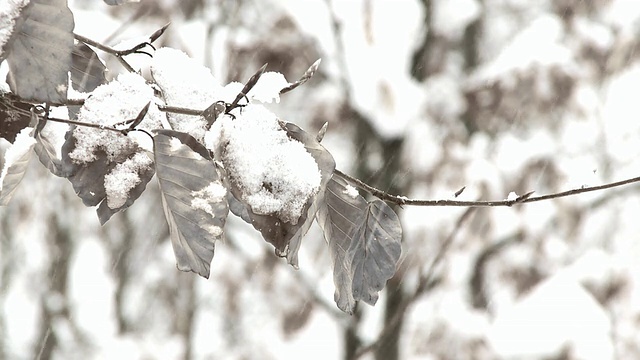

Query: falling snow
[4,0,640,359]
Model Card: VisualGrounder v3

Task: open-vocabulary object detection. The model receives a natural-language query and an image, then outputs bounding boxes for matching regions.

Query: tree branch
[334,169,640,207]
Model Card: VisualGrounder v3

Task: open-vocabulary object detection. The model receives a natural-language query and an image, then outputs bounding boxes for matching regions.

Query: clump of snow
[0,0,29,55]
[342,184,359,199]
[216,104,321,224]
[506,191,518,201]
[0,127,35,191]
[247,71,289,103]
[191,182,227,218]
[69,72,165,164]
[103,152,153,209]
[150,47,222,141]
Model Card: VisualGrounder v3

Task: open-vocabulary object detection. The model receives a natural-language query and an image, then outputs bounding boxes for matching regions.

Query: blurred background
[2,0,640,359]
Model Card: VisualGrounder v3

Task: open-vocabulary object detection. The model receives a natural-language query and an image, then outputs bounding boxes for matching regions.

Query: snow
[248,71,290,103]
[0,0,29,55]
[190,181,227,217]
[342,184,359,199]
[69,72,165,164]
[215,104,321,225]
[103,152,153,209]
[150,47,221,141]
[6,0,640,359]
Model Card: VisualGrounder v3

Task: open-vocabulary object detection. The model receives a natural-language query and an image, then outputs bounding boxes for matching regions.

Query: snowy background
[2,0,640,359]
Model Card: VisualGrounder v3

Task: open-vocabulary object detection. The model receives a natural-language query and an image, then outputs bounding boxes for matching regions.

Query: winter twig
[334,169,640,207]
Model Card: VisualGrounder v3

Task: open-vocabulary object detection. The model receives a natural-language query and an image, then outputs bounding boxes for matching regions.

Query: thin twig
[334,169,640,207]
[157,104,204,116]
[45,117,126,134]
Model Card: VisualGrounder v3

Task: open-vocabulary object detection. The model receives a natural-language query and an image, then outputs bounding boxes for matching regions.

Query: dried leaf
[316,175,402,313]
[154,129,229,278]
[348,199,402,305]
[5,0,74,103]
[316,175,363,313]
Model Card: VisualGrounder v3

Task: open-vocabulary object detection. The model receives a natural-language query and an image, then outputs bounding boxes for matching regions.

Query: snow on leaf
[4,0,74,103]
[153,129,229,279]
[0,0,29,59]
[60,73,162,223]
[216,105,333,262]
[316,175,402,313]
[219,105,321,224]
[61,128,155,224]
[247,71,289,103]
[97,152,154,224]
[343,184,359,199]
[103,152,153,209]
[61,129,111,207]
[67,73,164,164]
[0,127,35,205]
[70,41,107,93]
[151,47,221,142]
